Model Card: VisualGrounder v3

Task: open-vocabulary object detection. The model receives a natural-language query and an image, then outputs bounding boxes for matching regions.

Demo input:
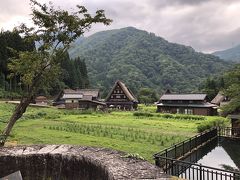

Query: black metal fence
[157,156,240,180]
[154,128,218,161]
[154,127,240,180]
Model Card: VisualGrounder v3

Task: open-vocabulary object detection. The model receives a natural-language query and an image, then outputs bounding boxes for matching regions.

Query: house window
[184,109,193,114]
[116,95,121,98]
[188,109,193,114]
[176,108,180,114]
[72,100,74,103]
[111,95,113,98]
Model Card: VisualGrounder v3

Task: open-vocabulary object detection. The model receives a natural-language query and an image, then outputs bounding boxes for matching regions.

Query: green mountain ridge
[213,44,240,62]
[69,27,232,97]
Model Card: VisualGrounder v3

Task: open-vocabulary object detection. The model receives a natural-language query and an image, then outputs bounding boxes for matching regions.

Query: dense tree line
[58,51,89,90]
[138,88,158,104]
[200,64,240,115]
[69,27,233,97]
[0,30,89,98]
[0,30,35,95]
[200,76,225,100]
[221,65,240,115]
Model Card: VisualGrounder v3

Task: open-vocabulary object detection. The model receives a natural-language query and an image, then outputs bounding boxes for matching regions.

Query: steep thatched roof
[105,80,138,102]
[211,92,226,105]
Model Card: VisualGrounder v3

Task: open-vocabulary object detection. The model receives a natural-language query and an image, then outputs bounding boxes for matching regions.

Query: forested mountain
[213,44,240,62]
[69,27,233,97]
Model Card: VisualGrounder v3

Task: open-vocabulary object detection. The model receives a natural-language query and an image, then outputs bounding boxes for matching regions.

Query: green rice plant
[133,111,154,117]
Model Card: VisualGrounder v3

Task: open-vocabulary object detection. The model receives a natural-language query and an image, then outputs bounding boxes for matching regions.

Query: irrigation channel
[154,127,240,180]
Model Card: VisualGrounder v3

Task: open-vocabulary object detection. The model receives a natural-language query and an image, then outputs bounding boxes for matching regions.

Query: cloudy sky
[1,0,240,53]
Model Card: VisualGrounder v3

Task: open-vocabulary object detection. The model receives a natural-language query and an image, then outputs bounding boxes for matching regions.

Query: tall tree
[0,0,111,146]
[138,88,158,104]
[221,64,240,115]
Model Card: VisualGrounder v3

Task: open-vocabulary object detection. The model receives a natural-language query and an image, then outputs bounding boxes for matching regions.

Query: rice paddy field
[0,102,229,162]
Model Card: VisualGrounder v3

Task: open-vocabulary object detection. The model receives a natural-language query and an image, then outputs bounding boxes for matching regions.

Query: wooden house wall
[79,101,99,110]
[231,119,240,128]
[107,85,129,102]
[65,102,79,109]
[106,84,137,110]
[157,106,216,116]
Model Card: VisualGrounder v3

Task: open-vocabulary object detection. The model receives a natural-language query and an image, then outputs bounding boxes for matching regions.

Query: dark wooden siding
[157,106,216,116]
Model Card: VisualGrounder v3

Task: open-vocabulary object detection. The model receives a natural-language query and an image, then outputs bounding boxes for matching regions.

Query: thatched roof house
[105,80,138,110]
[211,92,229,106]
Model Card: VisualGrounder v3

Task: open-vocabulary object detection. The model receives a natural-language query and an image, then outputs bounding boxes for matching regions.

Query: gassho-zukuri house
[157,93,217,116]
[53,89,106,110]
[105,80,138,110]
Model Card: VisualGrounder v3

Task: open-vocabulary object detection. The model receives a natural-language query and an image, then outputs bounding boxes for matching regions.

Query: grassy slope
[0,102,227,162]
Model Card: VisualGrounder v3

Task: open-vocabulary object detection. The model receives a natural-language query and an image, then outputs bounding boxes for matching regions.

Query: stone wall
[0,145,170,180]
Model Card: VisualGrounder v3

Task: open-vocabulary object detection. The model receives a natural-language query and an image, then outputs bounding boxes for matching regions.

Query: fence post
[165,149,168,169]
[175,145,177,159]
[155,156,159,166]
[182,141,185,155]
[200,164,202,180]
[190,137,192,152]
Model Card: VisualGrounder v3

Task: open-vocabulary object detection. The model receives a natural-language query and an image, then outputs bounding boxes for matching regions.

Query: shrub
[161,114,174,119]
[133,112,154,117]
[174,114,205,120]
[37,112,47,117]
[197,118,229,132]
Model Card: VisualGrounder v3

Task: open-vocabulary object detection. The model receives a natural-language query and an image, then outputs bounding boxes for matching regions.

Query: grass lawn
[0,102,228,162]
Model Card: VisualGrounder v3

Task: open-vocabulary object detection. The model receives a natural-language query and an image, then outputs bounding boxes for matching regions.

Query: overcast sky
[1,0,240,53]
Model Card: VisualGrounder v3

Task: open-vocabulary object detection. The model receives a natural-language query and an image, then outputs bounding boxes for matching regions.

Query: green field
[0,102,229,162]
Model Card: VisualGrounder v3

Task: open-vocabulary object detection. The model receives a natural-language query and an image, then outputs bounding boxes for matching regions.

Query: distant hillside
[213,44,240,62]
[69,27,233,97]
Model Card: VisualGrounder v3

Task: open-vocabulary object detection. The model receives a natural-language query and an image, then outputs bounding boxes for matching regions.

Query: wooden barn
[54,89,106,110]
[157,93,217,116]
[105,80,138,110]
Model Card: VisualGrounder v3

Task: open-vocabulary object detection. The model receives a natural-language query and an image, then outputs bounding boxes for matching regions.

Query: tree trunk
[0,96,32,147]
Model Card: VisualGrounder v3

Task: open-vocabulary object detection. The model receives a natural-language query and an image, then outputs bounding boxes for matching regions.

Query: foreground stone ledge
[0,145,170,180]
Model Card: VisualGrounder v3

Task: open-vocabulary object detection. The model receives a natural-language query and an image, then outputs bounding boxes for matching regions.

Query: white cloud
[1,0,240,52]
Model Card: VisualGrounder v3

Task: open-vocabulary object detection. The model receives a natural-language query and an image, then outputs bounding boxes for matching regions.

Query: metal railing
[157,156,240,180]
[154,127,240,180]
[154,128,218,161]
[219,127,240,138]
